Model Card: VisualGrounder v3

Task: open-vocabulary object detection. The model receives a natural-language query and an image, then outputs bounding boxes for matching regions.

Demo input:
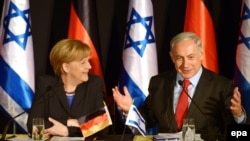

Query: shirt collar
[176,67,203,87]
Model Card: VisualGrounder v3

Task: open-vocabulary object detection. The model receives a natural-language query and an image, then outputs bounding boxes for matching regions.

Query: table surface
[1,132,204,141]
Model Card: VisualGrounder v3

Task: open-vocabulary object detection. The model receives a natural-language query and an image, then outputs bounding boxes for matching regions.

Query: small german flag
[78,105,112,137]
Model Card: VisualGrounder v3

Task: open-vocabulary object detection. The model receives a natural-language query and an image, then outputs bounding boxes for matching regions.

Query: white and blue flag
[126,105,146,136]
[0,0,34,132]
[119,0,158,108]
[234,0,250,114]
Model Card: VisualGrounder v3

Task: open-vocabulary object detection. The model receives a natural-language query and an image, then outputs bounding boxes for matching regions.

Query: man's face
[170,39,203,79]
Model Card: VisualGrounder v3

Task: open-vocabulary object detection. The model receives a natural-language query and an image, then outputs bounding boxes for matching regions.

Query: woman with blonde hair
[27,39,106,138]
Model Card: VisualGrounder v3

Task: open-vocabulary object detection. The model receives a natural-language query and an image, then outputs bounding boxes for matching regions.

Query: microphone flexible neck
[0,111,26,141]
[178,80,216,141]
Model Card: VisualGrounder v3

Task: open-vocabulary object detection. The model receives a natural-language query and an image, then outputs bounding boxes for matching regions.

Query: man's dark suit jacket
[27,74,105,137]
[140,67,236,140]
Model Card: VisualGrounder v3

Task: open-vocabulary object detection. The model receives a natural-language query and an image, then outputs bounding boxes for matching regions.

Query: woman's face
[64,56,92,83]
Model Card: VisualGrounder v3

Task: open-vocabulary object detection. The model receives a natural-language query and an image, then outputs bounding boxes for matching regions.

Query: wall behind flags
[0,0,242,133]
[28,0,242,94]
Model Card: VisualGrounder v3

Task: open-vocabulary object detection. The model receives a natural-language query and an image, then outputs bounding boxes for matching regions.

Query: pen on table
[155,137,179,141]
[6,135,16,140]
[166,137,179,141]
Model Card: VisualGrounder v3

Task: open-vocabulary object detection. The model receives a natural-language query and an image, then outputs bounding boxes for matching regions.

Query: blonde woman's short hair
[49,39,91,76]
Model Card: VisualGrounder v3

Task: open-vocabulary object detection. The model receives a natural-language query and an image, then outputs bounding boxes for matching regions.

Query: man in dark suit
[112,32,246,140]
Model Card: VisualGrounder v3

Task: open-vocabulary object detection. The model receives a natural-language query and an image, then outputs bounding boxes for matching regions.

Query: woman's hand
[44,117,69,137]
[67,119,80,127]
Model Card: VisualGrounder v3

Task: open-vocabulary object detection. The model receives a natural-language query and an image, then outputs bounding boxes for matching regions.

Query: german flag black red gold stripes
[78,107,106,124]
[78,106,112,137]
[184,0,218,73]
[68,0,103,77]
[68,0,116,115]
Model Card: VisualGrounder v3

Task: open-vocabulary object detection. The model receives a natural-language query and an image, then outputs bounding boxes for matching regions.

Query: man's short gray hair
[170,32,202,52]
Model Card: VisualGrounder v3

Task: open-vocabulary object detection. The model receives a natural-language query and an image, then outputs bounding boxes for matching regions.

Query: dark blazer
[27,74,105,137]
[140,67,236,140]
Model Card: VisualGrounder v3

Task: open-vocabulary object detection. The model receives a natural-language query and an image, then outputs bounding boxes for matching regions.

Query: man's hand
[112,86,133,112]
[45,117,69,137]
[230,87,243,117]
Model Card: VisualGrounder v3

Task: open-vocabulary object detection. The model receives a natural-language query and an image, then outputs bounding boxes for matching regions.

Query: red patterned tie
[175,79,190,130]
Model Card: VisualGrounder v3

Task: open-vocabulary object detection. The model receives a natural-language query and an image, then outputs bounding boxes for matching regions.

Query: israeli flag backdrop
[0,0,34,132]
[119,0,158,107]
[234,0,250,114]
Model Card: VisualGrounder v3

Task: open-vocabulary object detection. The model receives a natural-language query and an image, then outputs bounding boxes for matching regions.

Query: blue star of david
[125,8,155,57]
[239,3,250,50]
[3,1,32,50]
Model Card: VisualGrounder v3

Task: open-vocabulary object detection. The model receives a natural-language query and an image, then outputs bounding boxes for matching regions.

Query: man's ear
[169,51,175,63]
[199,49,204,61]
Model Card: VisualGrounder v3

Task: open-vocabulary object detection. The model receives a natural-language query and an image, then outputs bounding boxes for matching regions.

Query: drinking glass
[32,118,45,140]
[182,118,195,141]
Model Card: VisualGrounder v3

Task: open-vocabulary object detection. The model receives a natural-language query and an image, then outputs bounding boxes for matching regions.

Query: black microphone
[178,80,216,141]
[0,111,26,141]
[178,80,208,118]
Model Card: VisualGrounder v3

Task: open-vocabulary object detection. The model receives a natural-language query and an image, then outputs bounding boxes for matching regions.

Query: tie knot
[183,79,190,88]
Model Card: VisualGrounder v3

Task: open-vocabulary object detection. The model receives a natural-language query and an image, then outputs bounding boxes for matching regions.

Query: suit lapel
[70,82,87,114]
[52,81,88,117]
[164,71,179,131]
[187,68,212,118]
[53,84,72,115]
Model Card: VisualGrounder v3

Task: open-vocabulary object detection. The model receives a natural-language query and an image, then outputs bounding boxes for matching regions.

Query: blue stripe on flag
[234,66,250,114]
[119,0,158,110]
[0,106,27,133]
[0,56,34,110]
[132,106,145,123]
[234,0,250,115]
[125,105,146,135]
[119,66,146,107]
[128,120,146,135]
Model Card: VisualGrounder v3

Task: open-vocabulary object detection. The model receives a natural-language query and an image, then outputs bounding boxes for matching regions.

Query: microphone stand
[120,124,127,141]
[178,80,216,141]
[0,111,26,141]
